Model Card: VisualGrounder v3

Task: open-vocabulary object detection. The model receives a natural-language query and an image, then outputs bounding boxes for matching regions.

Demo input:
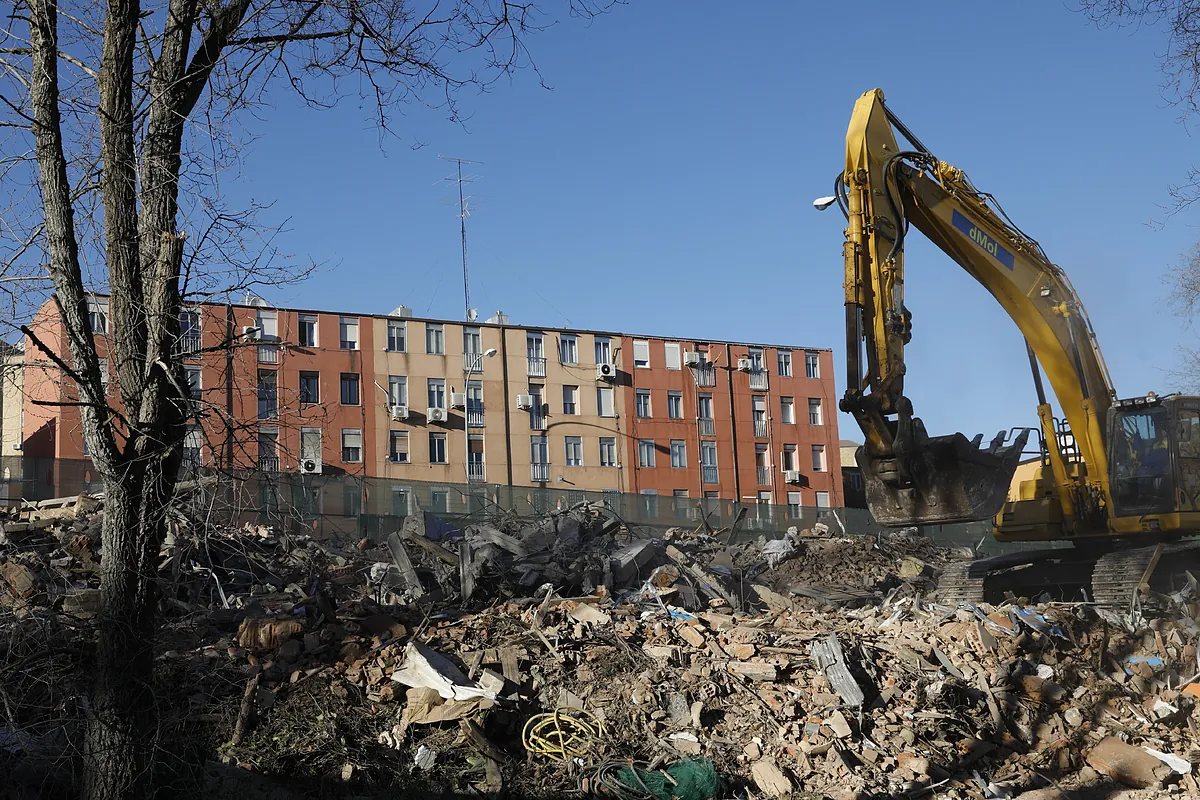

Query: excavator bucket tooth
[857,429,1029,526]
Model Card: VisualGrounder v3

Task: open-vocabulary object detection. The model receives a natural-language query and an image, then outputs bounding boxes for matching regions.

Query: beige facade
[0,345,23,458]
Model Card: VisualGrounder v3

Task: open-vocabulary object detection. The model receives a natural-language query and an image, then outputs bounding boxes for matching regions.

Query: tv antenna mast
[438,155,483,321]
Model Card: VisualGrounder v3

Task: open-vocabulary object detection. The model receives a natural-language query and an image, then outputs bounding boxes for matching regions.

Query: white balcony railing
[258,456,279,473]
[468,461,486,483]
[467,409,485,428]
[698,418,715,437]
[748,368,768,391]
[756,466,771,485]
[693,364,716,387]
[531,463,550,483]
[754,419,768,438]
[530,412,547,431]
[258,344,279,364]
[176,333,202,356]
[527,356,546,377]
[463,353,483,373]
[702,465,719,484]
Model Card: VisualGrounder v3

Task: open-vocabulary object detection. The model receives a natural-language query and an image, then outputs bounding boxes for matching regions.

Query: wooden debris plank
[386,533,424,597]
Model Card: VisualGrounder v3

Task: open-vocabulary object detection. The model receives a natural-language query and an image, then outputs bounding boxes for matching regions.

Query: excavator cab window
[1109,406,1174,515]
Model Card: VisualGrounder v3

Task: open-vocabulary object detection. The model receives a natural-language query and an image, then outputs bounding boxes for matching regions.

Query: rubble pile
[2,490,1200,799]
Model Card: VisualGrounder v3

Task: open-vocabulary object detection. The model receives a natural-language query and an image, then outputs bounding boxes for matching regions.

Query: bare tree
[0,0,618,797]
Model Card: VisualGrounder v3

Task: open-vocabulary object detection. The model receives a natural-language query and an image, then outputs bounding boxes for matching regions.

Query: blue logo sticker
[952,209,1015,270]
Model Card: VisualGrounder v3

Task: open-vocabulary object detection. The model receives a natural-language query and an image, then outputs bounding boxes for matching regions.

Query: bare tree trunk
[84,465,170,800]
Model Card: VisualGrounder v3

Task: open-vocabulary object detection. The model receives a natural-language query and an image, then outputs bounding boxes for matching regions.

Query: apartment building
[19,296,843,509]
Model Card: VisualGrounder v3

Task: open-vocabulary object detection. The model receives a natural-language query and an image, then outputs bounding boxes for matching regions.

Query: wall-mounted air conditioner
[596,362,616,381]
[515,394,534,410]
[427,407,447,423]
[242,325,261,341]
[300,457,322,475]
[390,404,408,420]
[683,351,702,367]
[736,358,753,372]
[450,392,467,409]
[785,470,801,483]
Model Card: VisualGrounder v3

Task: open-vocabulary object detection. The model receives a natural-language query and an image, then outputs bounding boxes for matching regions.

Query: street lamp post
[462,347,497,486]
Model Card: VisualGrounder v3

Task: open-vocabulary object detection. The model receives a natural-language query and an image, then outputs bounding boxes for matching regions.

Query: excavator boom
[838,89,1116,530]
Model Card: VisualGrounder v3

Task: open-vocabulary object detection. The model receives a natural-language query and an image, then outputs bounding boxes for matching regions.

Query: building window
[596,385,614,417]
[595,336,611,365]
[427,378,446,410]
[391,486,410,517]
[388,375,407,407]
[599,437,617,467]
[343,481,361,518]
[809,398,823,425]
[339,317,358,350]
[698,393,713,419]
[340,372,360,405]
[782,444,797,471]
[638,439,656,468]
[429,432,447,464]
[787,491,803,519]
[664,342,681,370]
[565,436,583,467]
[811,444,826,472]
[463,326,481,356]
[387,319,406,352]
[257,370,277,419]
[258,428,279,472]
[299,371,319,405]
[664,391,684,419]
[805,351,820,379]
[640,489,658,516]
[298,314,317,347]
[426,323,444,355]
[184,365,202,400]
[178,310,201,354]
[341,428,362,463]
[182,426,202,468]
[778,349,793,377]
[87,299,108,334]
[429,488,450,513]
[780,396,795,424]
[636,388,652,418]
[748,346,764,371]
[560,334,578,364]
[633,339,650,368]
[300,428,321,464]
[815,491,831,508]
[293,483,320,519]
[256,310,278,341]
[562,385,578,415]
[670,440,687,469]
[389,430,409,463]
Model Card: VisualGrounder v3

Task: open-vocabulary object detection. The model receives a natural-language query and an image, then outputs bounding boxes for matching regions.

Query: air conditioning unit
[300,457,322,475]
[427,407,447,423]
[683,351,702,367]
[596,362,616,381]
[515,394,534,410]
[390,404,408,420]
[737,357,753,372]
[785,470,801,483]
[242,325,261,341]
[450,392,467,409]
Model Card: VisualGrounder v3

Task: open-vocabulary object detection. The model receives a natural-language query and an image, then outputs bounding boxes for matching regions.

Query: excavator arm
[839,89,1117,530]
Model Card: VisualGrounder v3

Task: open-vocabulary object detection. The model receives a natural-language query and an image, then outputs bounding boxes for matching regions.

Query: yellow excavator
[829,88,1200,606]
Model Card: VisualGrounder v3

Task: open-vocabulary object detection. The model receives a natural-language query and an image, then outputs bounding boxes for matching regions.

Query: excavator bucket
[857,428,1029,527]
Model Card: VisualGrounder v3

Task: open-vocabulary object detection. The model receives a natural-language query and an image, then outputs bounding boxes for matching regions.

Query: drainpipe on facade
[225,301,234,468]
[500,327,513,487]
[725,343,740,502]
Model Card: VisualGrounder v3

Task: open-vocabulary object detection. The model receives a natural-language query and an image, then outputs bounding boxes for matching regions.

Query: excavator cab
[1108,395,1200,518]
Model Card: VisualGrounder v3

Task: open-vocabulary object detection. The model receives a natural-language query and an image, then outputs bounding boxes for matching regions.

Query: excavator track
[935,540,1200,609]
[1090,541,1200,609]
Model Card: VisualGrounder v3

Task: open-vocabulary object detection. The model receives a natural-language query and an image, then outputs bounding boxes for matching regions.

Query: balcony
[176,333,201,357]
[756,466,771,485]
[527,356,546,377]
[467,409,485,428]
[530,412,548,431]
[468,462,486,483]
[463,353,483,373]
[754,419,768,438]
[698,418,715,437]
[702,465,719,484]
[531,462,550,483]
[258,456,279,473]
[258,344,279,364]
[693,364,716,387]
[748,368,768,391]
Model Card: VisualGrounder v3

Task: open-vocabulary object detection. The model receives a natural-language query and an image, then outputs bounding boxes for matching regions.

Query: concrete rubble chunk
[751,759,793,798]
[1086,736,1173,788]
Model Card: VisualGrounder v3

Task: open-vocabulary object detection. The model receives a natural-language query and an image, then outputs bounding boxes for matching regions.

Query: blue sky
[219,1,1199,446]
